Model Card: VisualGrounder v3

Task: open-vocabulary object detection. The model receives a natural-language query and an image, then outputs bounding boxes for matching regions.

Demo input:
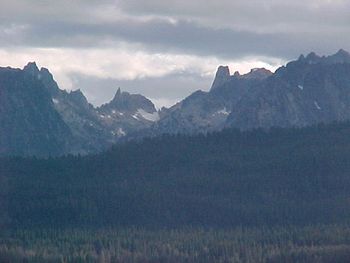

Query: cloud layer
[0,0,349,107]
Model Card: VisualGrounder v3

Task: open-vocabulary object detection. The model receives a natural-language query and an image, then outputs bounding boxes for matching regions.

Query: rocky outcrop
[152,65,271,135]
[225,50,350,129]
[210,66,230,90]
[0,64,73,156]
[2,50,350,156]
[24,63,112,154]
[152,49,350,134]
[0,63,159,156]
[97,88,159,138]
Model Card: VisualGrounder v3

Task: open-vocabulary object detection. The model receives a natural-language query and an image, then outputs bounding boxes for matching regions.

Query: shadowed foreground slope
[2,122,350,228]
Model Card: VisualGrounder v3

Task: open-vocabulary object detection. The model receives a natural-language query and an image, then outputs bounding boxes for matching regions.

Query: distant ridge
[153,49,350,134]
[1,49,350,156]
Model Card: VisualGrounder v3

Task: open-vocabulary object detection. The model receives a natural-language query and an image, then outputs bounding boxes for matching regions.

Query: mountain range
[1,49,350,156]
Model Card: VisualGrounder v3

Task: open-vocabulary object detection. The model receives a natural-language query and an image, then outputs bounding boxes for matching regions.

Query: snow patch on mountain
[137,109,160,122]
[314,101,322,110]
[115,128,126,137]
[216,108,231,116]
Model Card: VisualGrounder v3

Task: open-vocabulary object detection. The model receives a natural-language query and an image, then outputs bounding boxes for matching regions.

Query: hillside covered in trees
[2,122,350,262]
[2,121,350,228]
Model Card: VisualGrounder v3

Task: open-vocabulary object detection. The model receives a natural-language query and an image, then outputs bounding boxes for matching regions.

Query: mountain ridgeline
[153,49,350,134]
[0,63,159,156]
[1,49,350,156]
[3,51,350,262]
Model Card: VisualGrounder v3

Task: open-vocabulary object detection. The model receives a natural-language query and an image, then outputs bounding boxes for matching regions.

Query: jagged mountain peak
[298,54,306,61]
[96,88,159,139]
[100,88,157,115]
[39,67,52,76]
[111,87,131,102]
[114,87,122,97]
[210,65,231,90]
[0,63,73,156]
[211,65,273,91]
[217,65,230,75]
[306,51,320,60]
[4,51,350,156]
[327,49,350,64]
[233,71,240,77]
[23,63,54,79]
[23,61,40,75]
[296,49,350,65]
[335,48,350,57]
[240,68,273,80]
[68,89,89,105]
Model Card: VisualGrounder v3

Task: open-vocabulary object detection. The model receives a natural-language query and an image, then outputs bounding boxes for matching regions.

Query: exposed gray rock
[97,88,159,139]
[238,68,272,80]
[210,66,230,90]
[34,66,112,154]
[0,64,73,157]
[0,64,159,156]
[225,51,350,129]
[151,66,270,135]
[151,50,350,135]
[2,50,350,156]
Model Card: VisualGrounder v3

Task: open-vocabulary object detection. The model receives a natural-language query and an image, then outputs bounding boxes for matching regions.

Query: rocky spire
[112,87,124,102]
[115,87,121,96]
[210,66,231,91]
[23,62,39,76]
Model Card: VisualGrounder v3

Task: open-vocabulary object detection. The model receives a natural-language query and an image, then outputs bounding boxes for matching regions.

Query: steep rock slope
[226,50,350,129]
[0,64,72,156]
[0,63,159,156]
[152,67,272,134]
[152,49,350,134]
[23,63,112,154]
[97,88,159,138]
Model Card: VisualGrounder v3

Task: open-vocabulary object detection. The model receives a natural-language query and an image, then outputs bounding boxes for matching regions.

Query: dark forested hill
[2,121,350,229]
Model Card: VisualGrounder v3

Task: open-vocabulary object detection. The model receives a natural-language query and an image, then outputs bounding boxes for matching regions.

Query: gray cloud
[117,0,350,31]
[0,1,349,60]
[1,17,348,61]
[0,0,349,106]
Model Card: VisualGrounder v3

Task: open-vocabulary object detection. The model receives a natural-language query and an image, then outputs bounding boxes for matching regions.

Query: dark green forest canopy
[2,121,350,228]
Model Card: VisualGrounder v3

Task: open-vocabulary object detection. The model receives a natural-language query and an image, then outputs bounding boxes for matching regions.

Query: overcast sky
[1,0,349,108]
